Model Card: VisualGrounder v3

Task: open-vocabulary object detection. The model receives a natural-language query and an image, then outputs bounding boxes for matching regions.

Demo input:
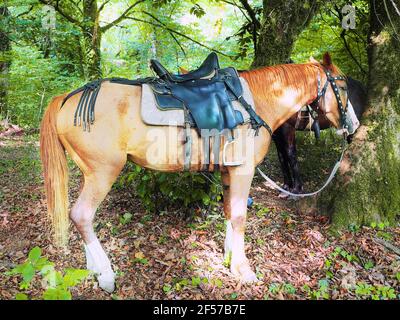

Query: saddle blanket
[140,78,255,127]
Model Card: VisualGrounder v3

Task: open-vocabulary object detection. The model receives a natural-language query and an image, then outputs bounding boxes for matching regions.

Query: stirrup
[222,139,243,166]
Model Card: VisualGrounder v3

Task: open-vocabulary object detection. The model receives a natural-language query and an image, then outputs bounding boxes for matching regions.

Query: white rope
[257,142,347,198]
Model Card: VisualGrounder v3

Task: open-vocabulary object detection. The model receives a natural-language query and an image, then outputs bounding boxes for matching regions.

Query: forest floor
[0,132,399,300]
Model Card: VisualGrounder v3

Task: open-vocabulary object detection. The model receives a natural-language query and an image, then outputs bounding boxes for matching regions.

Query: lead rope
[257,138,347,198]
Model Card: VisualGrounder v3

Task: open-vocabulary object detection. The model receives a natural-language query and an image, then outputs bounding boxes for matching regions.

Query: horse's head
[309,53,360,137]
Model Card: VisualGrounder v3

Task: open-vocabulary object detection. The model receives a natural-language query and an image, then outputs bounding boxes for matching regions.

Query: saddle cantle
[61,52,272,170]
[150,52,220,82]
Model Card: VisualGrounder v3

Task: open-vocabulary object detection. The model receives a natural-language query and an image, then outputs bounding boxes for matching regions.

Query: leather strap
[258,139,348,198]
[212,131,221,171]
[223,78,273,136]
[183,109,192,171]
[201,131,211,171]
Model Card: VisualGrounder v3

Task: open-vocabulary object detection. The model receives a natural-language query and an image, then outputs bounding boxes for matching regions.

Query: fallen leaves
[1,134,399,300]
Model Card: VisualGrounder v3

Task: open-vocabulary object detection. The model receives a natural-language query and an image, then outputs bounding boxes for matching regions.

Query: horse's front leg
[222,168,258,283]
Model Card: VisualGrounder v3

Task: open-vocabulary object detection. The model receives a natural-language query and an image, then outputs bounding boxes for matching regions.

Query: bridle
[312,66,350,136]
[257,65,352,198]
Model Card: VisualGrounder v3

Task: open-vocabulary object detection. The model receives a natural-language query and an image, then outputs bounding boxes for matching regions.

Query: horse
[39,53,356,292]
[272,76,367,194]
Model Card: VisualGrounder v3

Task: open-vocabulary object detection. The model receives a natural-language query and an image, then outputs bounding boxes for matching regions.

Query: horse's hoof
[97,272,116,293]
[231,264,258,283]
[240,270,258,283]
[278,192,289,198]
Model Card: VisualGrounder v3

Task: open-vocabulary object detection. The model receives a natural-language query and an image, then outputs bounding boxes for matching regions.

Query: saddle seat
[150,52,220,82]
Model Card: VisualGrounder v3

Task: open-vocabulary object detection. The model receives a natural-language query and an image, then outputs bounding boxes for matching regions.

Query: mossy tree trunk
[252,0,319,68]
[318,0,400,227]
[0,5,11,117]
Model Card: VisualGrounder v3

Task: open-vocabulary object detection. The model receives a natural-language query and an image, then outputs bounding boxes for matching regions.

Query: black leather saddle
[148,53,245,131]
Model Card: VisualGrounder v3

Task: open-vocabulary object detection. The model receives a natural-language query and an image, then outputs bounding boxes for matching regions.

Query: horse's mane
[239,62,344,105]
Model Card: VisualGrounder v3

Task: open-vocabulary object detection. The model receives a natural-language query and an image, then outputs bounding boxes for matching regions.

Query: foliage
[116,163,222,212]
[293,0,369,83]
[6,247,90,300]
[355,282,397,300]
[6,46,82,127]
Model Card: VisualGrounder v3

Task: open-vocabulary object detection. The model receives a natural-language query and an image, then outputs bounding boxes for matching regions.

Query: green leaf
[43,288,72,300]
[28,247,42,264]
[191,276,201,287]
[35,257,51,270]
[163,284,172,293]
[189,4,206,18]
[223,251,232,268]
[44,270,64,288]
[214,279,223,288]
[21,264,35,285]
[15,293,28,300]
[63,269,90,288]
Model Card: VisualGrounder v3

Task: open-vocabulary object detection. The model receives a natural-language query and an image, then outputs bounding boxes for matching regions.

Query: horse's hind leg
[70,163,125,293]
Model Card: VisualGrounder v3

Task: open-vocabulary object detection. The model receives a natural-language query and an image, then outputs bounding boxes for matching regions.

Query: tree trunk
[252,0,319,68]
[0,6,11,117]
[82,0,102,80]
[318,0,400,227]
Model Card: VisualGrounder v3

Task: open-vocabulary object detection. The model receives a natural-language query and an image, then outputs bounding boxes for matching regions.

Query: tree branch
[126,17,234,58]
[68,0,83,15]
[340,29,367,75]
[38,0,80,25]
[15,6,34,18]
[218,0,244,9]
[334,5,367,75]
[100,0,145,32]
[238,0,261,28]
[141,11,186,57]
[98,0,112,13]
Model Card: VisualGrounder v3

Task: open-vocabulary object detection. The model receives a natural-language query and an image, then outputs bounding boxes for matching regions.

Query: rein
[257,139,347,198]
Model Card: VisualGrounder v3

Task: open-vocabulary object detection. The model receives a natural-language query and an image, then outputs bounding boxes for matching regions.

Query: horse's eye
[339,86,348,91]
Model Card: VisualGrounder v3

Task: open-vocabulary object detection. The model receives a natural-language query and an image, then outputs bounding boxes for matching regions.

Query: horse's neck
[243,67,318,132]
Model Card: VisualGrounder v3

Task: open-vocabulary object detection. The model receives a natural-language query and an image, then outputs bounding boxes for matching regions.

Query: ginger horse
[40,53,354,292]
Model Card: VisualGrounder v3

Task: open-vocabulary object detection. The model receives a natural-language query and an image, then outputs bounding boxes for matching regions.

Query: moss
[319,13,400,231]
[320,98,400,231]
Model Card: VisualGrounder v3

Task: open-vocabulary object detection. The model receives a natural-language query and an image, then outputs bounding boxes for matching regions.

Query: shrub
[115,163,222,213]
[6,247,90,300]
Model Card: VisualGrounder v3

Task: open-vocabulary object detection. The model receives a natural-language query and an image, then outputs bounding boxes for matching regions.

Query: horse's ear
[309,56,319,64]
[179,67,188,74]
[322,52,333,70]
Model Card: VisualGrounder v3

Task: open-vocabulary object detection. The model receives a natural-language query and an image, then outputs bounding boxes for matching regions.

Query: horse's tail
[40,96,69,247]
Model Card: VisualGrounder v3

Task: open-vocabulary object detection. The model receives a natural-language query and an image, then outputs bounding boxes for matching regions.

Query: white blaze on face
[336,100,360,135]
[346,100,360,134]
